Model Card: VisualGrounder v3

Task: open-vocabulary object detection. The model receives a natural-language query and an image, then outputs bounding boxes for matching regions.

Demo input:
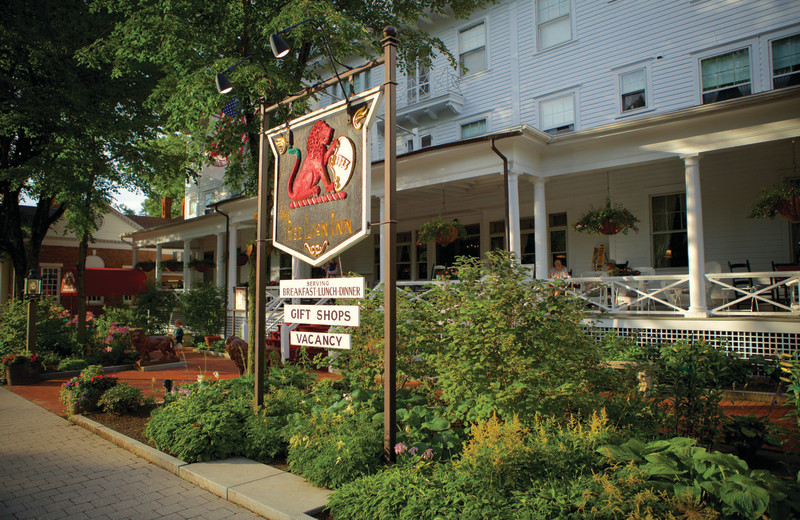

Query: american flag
[209,96,250,166]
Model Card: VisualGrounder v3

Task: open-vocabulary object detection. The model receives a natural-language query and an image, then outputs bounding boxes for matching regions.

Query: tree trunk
[76,232,89,350]
[247,251,256,375]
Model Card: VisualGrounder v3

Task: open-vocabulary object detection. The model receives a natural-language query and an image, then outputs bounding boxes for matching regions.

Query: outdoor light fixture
[25,269,42,297]
[215,73,234,94]
[269,18,354,111]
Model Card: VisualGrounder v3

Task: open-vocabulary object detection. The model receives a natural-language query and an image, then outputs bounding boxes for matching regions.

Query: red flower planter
[776,195,800,223]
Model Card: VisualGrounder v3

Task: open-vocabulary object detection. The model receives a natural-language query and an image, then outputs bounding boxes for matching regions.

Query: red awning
[61,268,148,298]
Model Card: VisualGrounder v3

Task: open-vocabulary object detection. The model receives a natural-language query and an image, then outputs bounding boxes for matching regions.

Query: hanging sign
[267,87,383,266]
[284,304,360,327]
[279,277,365,299]
[290,330,351,350]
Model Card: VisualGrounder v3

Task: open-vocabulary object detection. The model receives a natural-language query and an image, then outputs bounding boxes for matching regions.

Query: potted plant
[748,178,800,223]
[574,198,639,235]
[134,260,155,272]
[2,353,43,385]
[189,258,216,273]
[416,216,467,245]
[160,259,184,272]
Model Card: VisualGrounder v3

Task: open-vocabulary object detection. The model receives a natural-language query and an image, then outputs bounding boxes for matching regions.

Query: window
[538,0,571,50]
[352,70,371,93]
[41,267,60,298]
[459,22,486,76]
[651,194,688,268]
[490,220,506,251]
[701,48,751,104]
[436,223,480,270]
[540,94,574,135]
[549,213,567,268]
[772,34,800,89]
[406,64,430,103]
[416,241,428,279]
[397,231,413,280]
[421,135,432,148]
[521,217,536,264]
[620,69,647,112]
[461,119,487,139]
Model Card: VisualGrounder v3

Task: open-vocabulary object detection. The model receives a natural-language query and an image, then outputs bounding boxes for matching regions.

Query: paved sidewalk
[0,387,263,520]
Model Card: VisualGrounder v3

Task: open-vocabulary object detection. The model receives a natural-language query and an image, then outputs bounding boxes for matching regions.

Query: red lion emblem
[287,120,338,202]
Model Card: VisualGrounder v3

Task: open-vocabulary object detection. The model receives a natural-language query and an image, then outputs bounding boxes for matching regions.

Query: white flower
[197,374,205,383]
[213,371,220,379]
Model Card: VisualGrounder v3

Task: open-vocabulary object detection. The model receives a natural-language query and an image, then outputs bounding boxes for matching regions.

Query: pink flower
[394,443,407,455]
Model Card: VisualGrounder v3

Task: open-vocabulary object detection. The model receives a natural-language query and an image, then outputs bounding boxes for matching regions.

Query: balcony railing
[396,70,464,125]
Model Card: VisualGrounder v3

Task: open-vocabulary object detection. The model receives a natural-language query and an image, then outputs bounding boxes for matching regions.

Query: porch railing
[565,271,799,316]
[392,271,800,317]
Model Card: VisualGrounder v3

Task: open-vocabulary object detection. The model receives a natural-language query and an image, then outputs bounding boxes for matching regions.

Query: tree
[82,0,498,195]
[1,0,185,301]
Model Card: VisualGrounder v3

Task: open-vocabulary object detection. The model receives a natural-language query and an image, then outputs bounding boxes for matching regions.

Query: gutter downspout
[214,204,230,340]
[490,138,510,251]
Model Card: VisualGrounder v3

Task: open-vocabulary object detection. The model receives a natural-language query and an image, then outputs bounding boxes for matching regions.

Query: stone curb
[69,414,329,520]
[41,364,135,380]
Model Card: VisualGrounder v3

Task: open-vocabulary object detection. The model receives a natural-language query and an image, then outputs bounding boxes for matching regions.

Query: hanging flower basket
[160,259,183,272]
[190,258,216,273]
[237,253,249,266]
[748,179,800,223]
[135,260,155,272]
[417,216,467,246]
[574,199,639,235]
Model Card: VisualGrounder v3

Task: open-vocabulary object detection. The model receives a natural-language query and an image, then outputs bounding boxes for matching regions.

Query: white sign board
[284,304,360,327]
[280,277,365,299]
[290,331,351,350]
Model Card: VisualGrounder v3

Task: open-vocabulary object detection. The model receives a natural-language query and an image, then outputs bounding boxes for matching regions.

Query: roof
[126,215,182,229]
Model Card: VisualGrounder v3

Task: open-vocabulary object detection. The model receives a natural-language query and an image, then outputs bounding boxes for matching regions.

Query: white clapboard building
[130,0,800,354]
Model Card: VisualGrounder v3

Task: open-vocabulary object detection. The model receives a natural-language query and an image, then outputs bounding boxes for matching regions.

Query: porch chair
[771,262,800,306]
[727,260,757,310]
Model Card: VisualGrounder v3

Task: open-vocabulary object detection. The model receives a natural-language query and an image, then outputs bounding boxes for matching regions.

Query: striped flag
[209,96,250,167]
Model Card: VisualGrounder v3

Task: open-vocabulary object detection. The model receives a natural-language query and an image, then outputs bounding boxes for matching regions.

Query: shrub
[0,299,80,358]
[652,340,740,444]
[59,365,118,413]
[429,252,604,423]
[598,436,800,520]
[98,383,151,414]
[287,406,383,488]
[455,414,531,491]
[57,357,90,372]
[132,284,176,333]
[145,378,251,462]
[242,385,306,463]
[178,283,225,338]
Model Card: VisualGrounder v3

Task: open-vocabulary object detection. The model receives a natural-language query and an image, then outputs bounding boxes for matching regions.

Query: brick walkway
[0,387,263,520]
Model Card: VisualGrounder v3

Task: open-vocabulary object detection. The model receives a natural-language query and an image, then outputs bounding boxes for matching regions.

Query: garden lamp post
[25,269,42,355]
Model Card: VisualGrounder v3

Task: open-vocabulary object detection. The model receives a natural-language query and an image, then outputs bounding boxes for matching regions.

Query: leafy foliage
[574,198,640,235]
[286,405,383,489]
[0,299,79,358]
[598,436,800,520]
[98,382,152,414]
[59,365,118,413]
[748,178,800,220]
[178,282,226,338]
[242,386,306,463]
[132,284,177,334]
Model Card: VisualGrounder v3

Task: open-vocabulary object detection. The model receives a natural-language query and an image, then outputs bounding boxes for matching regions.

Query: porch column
[683,154,708,317]
[183,241,191,291]
[508,172,522,262]
[378,196,385,283]
[215,232,225,289]
[227,225,238,308]
[155,244,163,285]
[292,257,311,281]
[131,243,138,267]
[533,178,548,280]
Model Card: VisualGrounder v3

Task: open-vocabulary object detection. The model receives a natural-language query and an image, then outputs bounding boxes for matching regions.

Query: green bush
[57,357,90,372]
[59,365,118,413]
[287,406,383,489]
[98,383,151,414]
[178,283,225,338]
[429,252,605,423]
[598,436,800,520]
[652,340,740,444]
[0,299,80,358]
[242,386,306,463]
[145,378,251,462]
[132,284,176,334]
